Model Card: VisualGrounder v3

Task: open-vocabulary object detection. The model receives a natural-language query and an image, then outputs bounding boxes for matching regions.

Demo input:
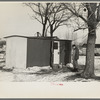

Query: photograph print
[0,2,100,82]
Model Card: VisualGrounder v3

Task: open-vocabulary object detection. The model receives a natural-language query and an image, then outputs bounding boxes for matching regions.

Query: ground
[0,56,100,82]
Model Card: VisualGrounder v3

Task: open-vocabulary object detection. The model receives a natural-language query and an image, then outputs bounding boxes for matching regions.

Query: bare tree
[46,3,73,37]
[62,3,100,78]
[25,3,51,37]
[25,3,73,37]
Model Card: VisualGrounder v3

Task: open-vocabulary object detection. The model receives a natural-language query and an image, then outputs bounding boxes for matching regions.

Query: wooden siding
[6,37,27,69]
[27,38,51,67]
[64,41,71,64]
[60,41,71,65]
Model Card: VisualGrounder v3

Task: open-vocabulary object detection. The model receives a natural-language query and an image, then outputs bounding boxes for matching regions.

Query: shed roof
[4,35,72,41]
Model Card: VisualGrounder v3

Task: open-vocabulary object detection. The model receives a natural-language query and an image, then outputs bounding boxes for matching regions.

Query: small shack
[5,35,72,69]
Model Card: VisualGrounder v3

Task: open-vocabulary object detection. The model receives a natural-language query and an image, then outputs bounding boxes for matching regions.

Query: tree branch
[62,3,88,23]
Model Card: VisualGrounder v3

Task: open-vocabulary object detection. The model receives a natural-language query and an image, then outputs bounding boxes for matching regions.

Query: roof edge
[4,35,72,41]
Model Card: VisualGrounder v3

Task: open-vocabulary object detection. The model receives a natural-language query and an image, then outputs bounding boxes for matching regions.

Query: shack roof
[4,35,72,41]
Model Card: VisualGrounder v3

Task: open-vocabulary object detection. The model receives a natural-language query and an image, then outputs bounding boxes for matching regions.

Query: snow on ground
[0,56,100,82]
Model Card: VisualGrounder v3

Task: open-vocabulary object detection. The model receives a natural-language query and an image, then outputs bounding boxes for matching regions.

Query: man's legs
[73,60,79,72]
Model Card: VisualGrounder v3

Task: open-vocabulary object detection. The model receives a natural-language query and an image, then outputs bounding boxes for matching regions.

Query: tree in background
[62,3,100,78]
[25,3,73,37]
[46,3,73,37]
[25,3,50,37]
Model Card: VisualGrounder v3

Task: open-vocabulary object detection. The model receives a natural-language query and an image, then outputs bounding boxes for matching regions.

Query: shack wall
[6,37,27,69]
[60,41,71,65]
[27,38,51,67]
[5,36,72,69]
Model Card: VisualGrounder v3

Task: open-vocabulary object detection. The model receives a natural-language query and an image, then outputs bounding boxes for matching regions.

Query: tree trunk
[42,4,49,37]
[42,24,46,37]
[81,3,97,78]
[42,16,48,37]
[50,25,54,67]
[50,39,54,67]
[50,25,53,37]
[81,30,96,78]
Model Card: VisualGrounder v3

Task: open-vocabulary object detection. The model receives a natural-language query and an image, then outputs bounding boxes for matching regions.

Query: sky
[0,2,100,44]
[0,2,43,37]
[0,2,69,38]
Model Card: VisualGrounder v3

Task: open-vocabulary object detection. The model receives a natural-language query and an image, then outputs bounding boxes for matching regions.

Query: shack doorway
[53,41,60,64]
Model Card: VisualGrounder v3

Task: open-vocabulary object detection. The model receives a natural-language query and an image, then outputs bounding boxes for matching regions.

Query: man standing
[72,44,79,72]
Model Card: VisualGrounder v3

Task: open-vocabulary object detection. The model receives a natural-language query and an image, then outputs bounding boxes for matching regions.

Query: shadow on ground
[63,73,100,82]
[33,67,75,76]
[64,73,85,81]
[32,69,53,75]
[22,67,72,76]
[0,67,13,72]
